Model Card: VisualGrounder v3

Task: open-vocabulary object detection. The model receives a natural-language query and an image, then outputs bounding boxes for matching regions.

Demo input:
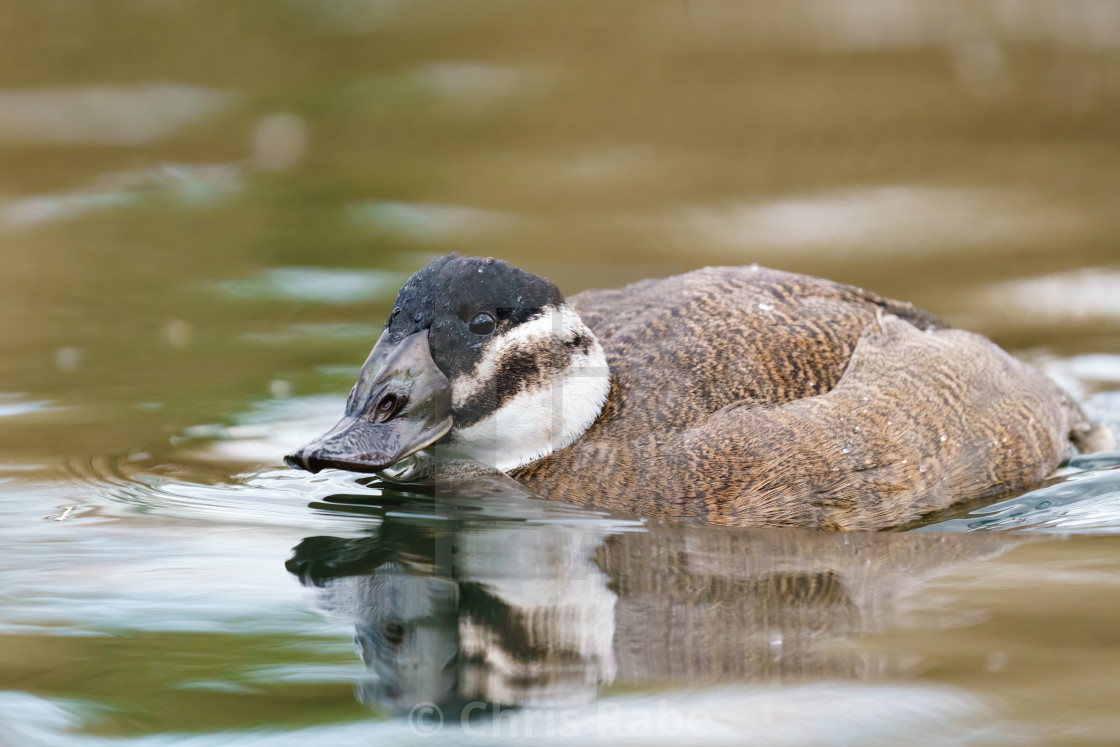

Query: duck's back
[511,266,1112,528]
[567,266,944,427]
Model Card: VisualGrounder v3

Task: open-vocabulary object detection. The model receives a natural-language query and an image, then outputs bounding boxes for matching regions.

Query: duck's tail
[1071,419,1117,454]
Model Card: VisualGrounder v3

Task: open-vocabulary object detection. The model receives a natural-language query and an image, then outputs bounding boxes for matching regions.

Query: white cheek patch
[450,305,585,411]
[446,304,610,472]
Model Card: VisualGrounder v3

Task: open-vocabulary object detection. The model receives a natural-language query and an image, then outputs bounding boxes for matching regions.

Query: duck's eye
[468,312,496,336]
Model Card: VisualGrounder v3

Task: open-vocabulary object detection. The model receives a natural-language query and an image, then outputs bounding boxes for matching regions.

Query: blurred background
[2,2,1120,744]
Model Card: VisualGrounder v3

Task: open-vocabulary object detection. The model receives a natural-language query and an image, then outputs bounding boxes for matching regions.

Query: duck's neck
[444,303,610,472]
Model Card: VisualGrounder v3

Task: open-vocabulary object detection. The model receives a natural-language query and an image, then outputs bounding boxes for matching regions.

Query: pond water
[3,2,1120,745]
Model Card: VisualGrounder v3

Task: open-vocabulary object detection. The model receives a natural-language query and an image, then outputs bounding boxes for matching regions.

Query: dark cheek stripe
[454,337,578,429]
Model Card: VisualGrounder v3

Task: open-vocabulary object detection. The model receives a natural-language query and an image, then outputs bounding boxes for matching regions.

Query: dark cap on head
[386,255,564,379]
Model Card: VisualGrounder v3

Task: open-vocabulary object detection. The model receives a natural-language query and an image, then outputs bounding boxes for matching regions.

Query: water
[3,2,1120,745]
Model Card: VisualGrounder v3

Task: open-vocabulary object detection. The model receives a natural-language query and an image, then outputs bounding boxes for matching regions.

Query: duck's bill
[284,329,452,475]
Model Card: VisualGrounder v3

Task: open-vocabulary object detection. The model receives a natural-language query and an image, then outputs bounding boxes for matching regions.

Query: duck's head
[285,255,610,478]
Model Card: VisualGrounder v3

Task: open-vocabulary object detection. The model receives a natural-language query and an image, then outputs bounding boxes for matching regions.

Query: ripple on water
[27,393,363,529]
[920,452,1120,533]
[54,455,391,531]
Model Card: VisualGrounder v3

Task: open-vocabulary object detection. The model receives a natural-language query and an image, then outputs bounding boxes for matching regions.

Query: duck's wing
[667,313,1111,529]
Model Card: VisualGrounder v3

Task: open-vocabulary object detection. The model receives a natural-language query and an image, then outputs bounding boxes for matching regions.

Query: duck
[285,254,1114,530]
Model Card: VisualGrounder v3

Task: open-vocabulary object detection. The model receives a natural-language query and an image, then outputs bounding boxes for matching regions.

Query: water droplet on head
[940,435,947,442]
[919,465,927,473]
[758,302,773,311]
[413,313,422,322]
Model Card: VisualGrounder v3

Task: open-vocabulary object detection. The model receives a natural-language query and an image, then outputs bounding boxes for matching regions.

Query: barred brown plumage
[516,265,1112,528]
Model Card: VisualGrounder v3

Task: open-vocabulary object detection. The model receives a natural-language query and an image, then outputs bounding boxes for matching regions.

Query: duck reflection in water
[286,474,1028,719]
